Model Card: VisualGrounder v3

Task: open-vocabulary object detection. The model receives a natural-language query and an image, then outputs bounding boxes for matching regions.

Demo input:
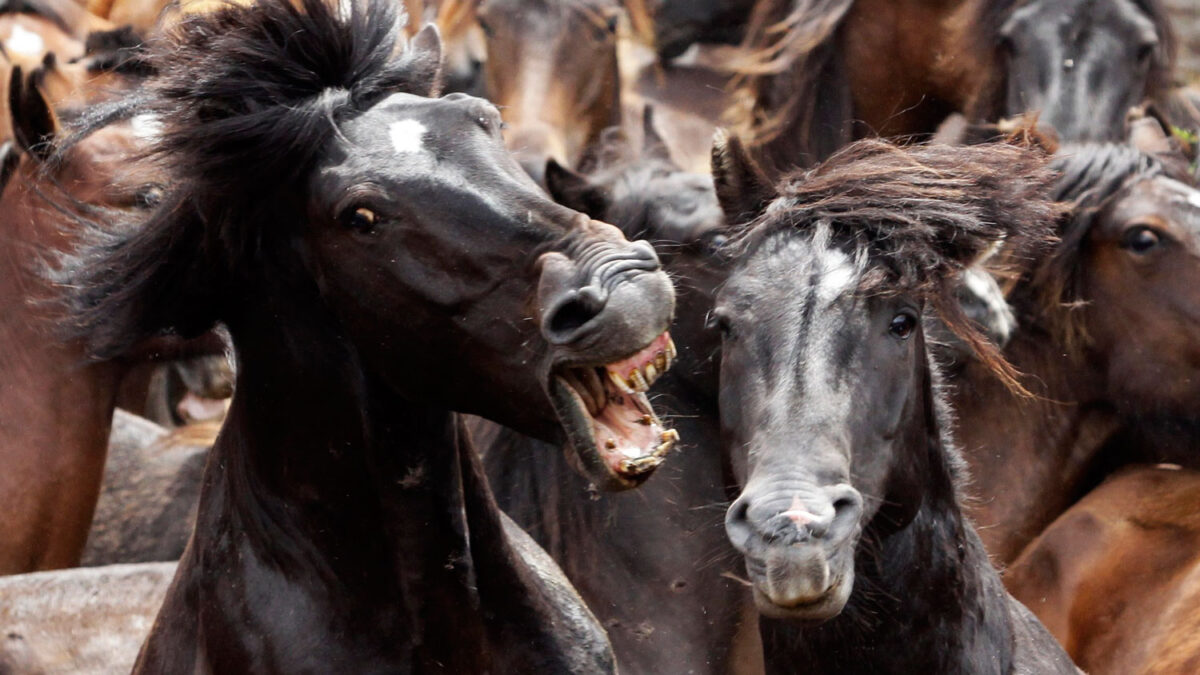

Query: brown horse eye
[889,313,916,340]
[1122,226,1161,254]
[342,206,377,232]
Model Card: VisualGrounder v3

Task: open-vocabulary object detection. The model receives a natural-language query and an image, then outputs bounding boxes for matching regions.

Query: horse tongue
[593,389,678,477]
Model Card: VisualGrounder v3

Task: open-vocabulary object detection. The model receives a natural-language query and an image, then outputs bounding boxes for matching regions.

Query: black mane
[734,140,1058,300]
[62,0,440,360]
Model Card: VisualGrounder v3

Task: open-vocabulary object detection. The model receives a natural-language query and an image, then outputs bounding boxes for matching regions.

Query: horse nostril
[546,287,605,341]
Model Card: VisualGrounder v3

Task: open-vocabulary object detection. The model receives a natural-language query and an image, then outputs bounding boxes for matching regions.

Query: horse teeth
[608,368,636,394]
[654,352,668,372]
[643,363,658,384]
[629,369,649,392]
[620,455,664,475]
[666,339,677,361]
[661,429,680,444]
[639,414,652,426]
[605,438,617,449]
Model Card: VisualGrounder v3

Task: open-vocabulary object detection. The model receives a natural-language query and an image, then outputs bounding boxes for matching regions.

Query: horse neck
[951,323,1121,561]
[200,295,548,665]
[762,373,1015,674]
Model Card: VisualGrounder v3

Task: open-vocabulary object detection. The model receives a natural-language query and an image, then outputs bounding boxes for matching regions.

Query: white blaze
[388,119,427,155]
[7,25,44,56]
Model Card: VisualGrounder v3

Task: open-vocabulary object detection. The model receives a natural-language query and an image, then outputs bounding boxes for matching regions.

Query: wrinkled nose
[726,483,863,552]
[537,224,672,355]
[537,222,674,356]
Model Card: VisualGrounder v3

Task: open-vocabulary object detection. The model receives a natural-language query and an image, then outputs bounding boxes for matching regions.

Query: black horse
[62,0,681,670]
[710,137,1080,673]
[483,116,757,674]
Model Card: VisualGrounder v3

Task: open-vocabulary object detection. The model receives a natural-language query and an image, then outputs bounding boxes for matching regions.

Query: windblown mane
[1020,143,1192,351]
[966,0,1178,121]
[60,0,440,360]
[734,139,1061,388]
[726,0,855,173]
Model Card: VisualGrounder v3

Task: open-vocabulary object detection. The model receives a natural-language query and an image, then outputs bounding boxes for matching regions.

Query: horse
[1006,465,1200,675]
[0,58,182,574]
[729,0,1178,172]
[710,136,1079,673]
[952,118,1200,564]
[62,0,682,668]
[477,0,623,183]
[485,117,761,674]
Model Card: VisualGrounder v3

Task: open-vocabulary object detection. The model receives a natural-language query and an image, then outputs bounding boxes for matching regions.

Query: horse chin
[548,331,680,491]
[747,547,855,622]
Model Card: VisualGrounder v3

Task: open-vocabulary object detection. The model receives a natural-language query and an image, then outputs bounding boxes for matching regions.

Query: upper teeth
[606,339,677,394]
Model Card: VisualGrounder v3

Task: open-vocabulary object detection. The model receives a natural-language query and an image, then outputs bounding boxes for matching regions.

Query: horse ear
[545,158,609,218]
[404,23,444,97]
[642,106,670,161]
[8,65,58,161]
[711,129,776,225]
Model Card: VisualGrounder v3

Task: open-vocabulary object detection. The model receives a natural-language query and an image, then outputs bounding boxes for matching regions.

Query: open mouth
[550,331,680,489]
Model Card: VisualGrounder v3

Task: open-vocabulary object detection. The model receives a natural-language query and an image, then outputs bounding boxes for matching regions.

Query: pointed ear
[545,158,609,218]
[642,106,670,161]
[0,140,20,194]
[711,129,775,225]
[404,23,444,97]
[9,66,58,161]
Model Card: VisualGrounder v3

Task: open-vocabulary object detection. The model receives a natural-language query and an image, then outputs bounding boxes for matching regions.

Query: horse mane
[60,0,441,361]
[1020,142,1190,352]
[966,0,1178,122]
[725,0,855,174]
[734,139,1061,390]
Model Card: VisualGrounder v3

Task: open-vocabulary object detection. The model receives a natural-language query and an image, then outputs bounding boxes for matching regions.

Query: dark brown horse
[953,120,1200,564]
[486,120,760,674]
[478,0,623,182]
[730,0,1178,171]
[1006,465,1200,675]
[711,137,1078,673]
[63,0,681,669]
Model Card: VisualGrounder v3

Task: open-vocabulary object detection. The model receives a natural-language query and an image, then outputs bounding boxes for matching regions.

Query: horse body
[1006,466,1200,675]
[710,138,1077,673]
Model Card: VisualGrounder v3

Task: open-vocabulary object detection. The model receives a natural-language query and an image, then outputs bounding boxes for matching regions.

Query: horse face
[716,232,926,621]
[306,92,677,490]
[998,0,1162,142]
[477,0,621,183]
[1082,176,1200,415]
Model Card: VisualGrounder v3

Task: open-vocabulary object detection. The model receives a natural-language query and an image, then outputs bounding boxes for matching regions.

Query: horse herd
[0,0,1198,673]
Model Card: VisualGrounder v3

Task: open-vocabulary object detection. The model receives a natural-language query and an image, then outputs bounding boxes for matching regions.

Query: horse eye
[605,15,618,33]
[138,185,164,208]
[1122,226,1162,254]
[340,206,378,232]
[889,312,917,340]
